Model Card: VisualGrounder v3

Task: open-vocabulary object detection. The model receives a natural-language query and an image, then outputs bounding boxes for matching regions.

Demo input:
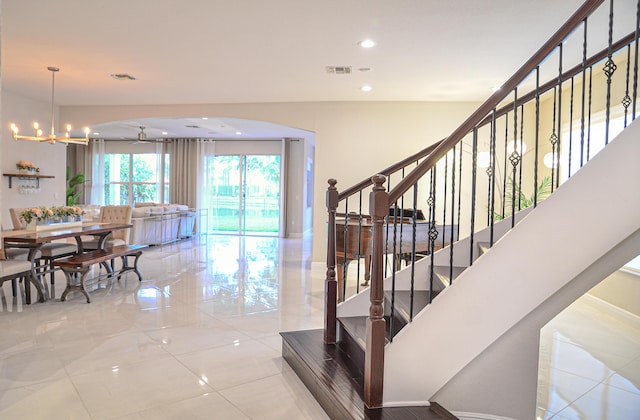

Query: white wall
[1,90,68,228]
[61,101,480,260]
[383,119,640,417]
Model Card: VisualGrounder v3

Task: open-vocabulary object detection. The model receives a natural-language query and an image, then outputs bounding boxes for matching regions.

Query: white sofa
[129,204,196,246]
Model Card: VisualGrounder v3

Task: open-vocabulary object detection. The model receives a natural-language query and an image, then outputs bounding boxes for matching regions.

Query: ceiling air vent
[185,125,201,129]
[109,73,137,81]
[326,66,352,75]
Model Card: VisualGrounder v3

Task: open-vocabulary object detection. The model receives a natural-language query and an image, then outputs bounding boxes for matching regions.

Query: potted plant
[66,166,85,206]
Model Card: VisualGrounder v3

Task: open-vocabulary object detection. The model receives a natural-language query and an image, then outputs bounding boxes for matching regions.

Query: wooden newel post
[325,178,339,344]
[364,174,387,408]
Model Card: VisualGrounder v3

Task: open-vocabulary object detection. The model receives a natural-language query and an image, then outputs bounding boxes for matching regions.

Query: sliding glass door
[205,154,280,235]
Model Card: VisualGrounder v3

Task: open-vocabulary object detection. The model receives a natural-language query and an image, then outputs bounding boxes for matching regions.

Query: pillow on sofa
[134,202,157,208]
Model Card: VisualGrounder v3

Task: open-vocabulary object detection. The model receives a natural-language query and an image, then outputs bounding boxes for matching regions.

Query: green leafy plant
[66,166,85,206]
[494,175,552,220]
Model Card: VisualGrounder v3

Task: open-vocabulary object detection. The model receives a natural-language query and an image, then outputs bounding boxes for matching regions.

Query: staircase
[282,1,640,418]
[281,208,523,419]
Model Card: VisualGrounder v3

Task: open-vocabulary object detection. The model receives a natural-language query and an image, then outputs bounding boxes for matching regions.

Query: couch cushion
[132,207,150,218]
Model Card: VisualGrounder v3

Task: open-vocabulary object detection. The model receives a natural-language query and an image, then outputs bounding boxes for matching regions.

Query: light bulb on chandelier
[9,67,90,145]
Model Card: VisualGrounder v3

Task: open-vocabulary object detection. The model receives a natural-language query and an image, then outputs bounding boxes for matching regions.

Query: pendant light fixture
[9,66,90,145]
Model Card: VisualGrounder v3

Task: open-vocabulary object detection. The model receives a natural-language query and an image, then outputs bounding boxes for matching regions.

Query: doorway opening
[204,154,281,235]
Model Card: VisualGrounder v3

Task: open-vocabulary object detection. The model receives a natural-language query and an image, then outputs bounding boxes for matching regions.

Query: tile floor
[536,293,640,419]
[0,235,637,419]
[0,235,328,419]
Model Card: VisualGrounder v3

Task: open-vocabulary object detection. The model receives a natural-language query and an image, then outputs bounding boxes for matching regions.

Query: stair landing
[281,328,457,419]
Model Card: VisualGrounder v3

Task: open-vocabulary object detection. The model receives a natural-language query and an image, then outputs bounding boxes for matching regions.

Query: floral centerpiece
[55,206,84,221]
[16,160,39,174]
[21,206,84,230]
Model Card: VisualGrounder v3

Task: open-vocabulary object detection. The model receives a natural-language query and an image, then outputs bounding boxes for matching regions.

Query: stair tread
[281,329,458,419]
[433,265,467,284]
[385,290,433,322]
[340,314,404,351]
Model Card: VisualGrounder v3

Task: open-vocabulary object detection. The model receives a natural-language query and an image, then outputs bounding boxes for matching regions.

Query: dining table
[2,222,133,304]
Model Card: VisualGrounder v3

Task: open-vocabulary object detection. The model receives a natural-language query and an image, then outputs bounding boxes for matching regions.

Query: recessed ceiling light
[359,39,376,48]
[235,131,242,135]
[162,131,168,135]
[361,85,373,92]
[202,117,209,120]
[93,132,100,136]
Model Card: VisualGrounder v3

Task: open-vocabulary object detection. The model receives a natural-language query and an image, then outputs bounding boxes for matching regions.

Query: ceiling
[1,0,628,140]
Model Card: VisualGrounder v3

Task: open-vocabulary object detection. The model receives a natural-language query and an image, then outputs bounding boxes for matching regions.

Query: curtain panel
[164,139,213,208]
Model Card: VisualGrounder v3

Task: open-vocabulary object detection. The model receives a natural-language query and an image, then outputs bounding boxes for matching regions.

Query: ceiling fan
[131,126,150,144]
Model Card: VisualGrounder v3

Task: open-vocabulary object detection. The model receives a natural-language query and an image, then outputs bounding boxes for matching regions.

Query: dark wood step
[338,310,407,375]
[281,329,458,420]
[340,290,437,367]
[338,316,369,377]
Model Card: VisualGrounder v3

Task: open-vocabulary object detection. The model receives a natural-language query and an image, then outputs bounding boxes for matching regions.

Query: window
[561,108,627,181]
[104,153,169,205]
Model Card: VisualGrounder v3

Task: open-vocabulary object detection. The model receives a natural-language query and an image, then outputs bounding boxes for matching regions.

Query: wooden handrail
[338,140,443,201]
[388,0,605,204]
[479,31,637,128]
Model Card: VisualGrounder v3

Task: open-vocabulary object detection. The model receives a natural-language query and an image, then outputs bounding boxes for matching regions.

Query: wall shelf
[3,173,55,188]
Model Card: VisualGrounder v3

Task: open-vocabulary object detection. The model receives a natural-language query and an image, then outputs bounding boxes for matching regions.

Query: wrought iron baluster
[457,142,463,241]
[355,190,363,292]
[428,168,438,304]
[580,19,588,170]
[389,202,398,342]
[604,0,616,145]
[384,175,392,277]
[518,104,524,213]
[509,89,520,229]
[634,0,640,119]
[398,169,406,271]
[502,112,509,220]
[623,44,632,127]
[409,183,418,321]
[568,77,575,178]
[342,199,349,301]
[449,143,456,283]
[489,110,497,247]
[550,86,559,191]
[534,67,541,207]
[442,152,448,251]
[470,128,478,266]
[587,67,593,162]
[556,43,563,190]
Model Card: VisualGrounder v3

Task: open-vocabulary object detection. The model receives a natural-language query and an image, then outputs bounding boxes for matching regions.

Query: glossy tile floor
[0,235,637,419]
[0,235,329,419]
[537,295,640,419]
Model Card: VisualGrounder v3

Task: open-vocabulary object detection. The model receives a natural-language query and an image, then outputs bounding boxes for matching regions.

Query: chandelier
[9,66,90,145]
